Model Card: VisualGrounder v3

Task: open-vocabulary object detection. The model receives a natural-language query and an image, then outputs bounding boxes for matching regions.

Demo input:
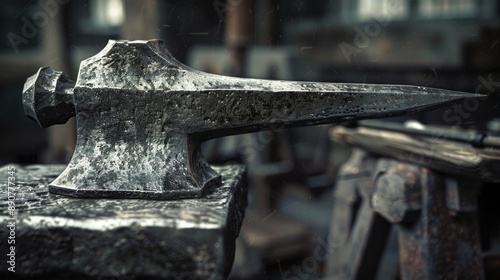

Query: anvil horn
[23,40,479,199]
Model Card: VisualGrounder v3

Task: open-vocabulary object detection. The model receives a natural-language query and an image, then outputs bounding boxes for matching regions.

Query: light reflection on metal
[23,39,479,200]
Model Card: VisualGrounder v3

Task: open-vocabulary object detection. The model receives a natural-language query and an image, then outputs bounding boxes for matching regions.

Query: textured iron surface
[23,39,479,199]
[0,164,246,279]
[23,67,76,128]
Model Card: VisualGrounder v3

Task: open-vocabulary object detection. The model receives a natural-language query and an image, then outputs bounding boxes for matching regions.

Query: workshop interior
[2,0,500,279]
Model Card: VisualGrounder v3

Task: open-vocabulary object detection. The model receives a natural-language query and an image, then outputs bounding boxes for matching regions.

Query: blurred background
[1,0,500,279]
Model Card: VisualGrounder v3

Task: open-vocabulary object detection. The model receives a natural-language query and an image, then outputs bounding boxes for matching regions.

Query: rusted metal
[445,177,481,213]
[328,120,493,279]
[327,151,485,279]
[398,169,483,280]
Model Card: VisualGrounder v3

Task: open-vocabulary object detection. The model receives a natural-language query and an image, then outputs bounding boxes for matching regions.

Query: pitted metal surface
[0,164,246,279]
[23,39,479,199]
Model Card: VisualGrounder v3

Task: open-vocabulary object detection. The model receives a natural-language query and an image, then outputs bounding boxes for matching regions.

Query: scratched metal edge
[48,184,205,200]
[0,164,247,279]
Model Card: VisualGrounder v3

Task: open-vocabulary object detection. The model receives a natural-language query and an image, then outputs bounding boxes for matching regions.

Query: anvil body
[0,164,246,279]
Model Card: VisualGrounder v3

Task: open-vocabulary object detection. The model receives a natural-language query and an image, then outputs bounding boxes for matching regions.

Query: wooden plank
[331,126,500,182]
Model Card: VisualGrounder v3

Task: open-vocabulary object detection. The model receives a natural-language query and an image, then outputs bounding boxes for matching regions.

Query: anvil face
[0,164,246,279]
[23,39,478,200]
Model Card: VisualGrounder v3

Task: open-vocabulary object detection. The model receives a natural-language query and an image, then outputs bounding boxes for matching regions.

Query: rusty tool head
[23,40,480,199]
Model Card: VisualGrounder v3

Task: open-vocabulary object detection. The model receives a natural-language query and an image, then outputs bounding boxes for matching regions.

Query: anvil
[23,39,476,200]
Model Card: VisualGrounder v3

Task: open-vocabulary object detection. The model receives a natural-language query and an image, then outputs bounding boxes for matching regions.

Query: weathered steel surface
[0,164,246,279]
[23,39,478,199]
[23,67,76,128]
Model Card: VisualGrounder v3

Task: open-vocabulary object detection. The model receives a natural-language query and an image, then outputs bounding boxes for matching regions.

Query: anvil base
[0,164,246,280]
